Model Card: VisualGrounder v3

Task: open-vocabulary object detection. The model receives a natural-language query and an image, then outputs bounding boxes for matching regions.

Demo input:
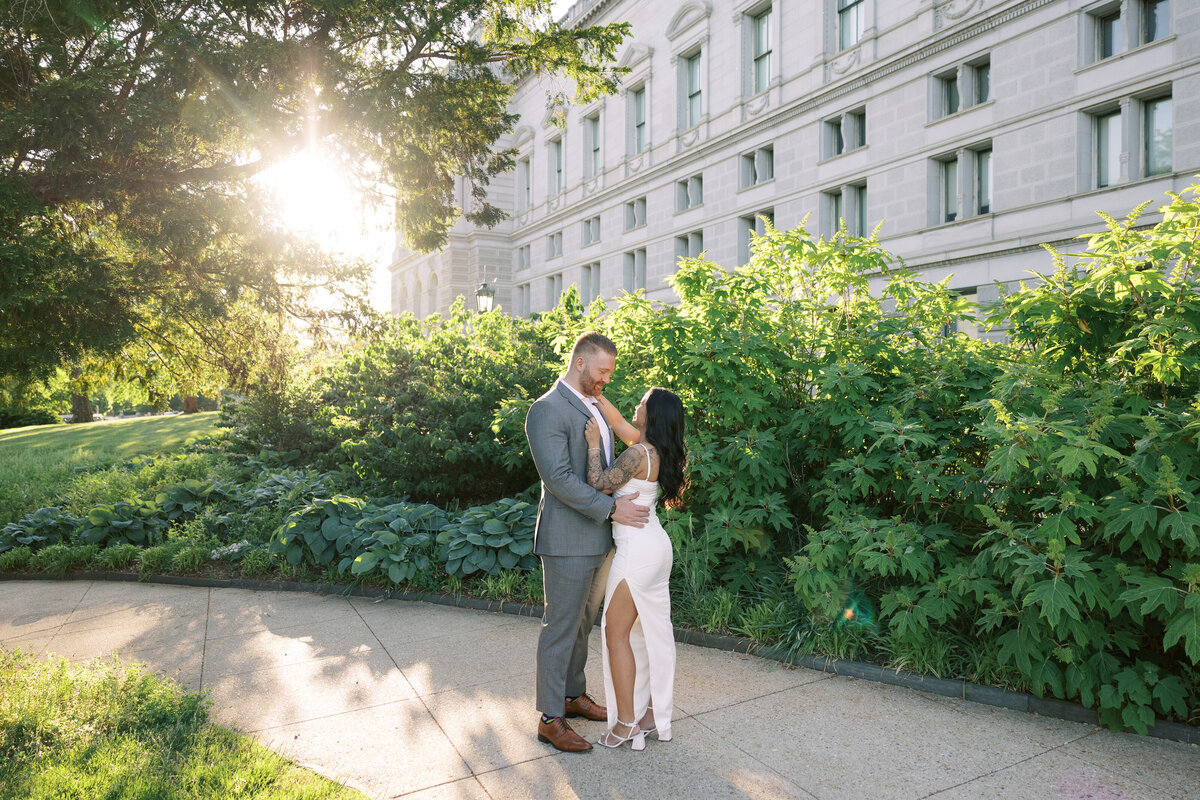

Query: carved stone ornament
[743,92,771,121]
[516,211,531,228]
[829,46,861,76]
[583,176,601,196]
[548,194,564,213]
[678,127,700,152]
[625,153,648,178]
[934,0,987,30]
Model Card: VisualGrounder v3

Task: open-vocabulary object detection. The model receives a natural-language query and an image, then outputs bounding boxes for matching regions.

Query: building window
[1094,108,1122,188]
[738,209,774,264]
[517,156,531,212]
[824,184,866,236]
[838,0,864,50]
[939,156,959,223]
[624,196,647,230]
[581,263,601,304]
[683,51,702,129]
[546,273,563,308]
[1089,4,1123,61]
[515,243,532,271]
[547,230,563,258]
[624,249,647,292]
[676,173,703,211]
[752,7,772,94]
[1144,95,1172,176]
[631,86,647,155]
[675,230,704,261]
[1142,0,1169,43]
[932,145,991,223]
[516,283,531,317]
[740,145,774,188]
[975,148,992,215]
[937,68,960,117]
[825,107,866,158]
[549,138,564,195]
[582,215,601,246]
[972,58,990,104]
[585,113,601,177]
[932,56,990,120]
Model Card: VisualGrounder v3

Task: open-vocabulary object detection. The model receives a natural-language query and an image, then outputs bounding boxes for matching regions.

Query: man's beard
[581,375,602,397]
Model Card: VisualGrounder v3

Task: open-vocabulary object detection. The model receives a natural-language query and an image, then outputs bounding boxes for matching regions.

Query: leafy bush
[270,495,373,569]
[0,507,82,554]
[348,502,448,585]
[0,405,60,429]
[78,500,169,548]
[154,479,229,523]
[224,301,560,505]
[437,497,537,577]
[784,184,1200,732]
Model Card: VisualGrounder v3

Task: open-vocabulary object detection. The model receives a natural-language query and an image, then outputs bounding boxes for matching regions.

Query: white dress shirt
[560,379,613,466]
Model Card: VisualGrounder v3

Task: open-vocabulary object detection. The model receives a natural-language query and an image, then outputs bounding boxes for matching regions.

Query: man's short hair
[571,331,617,363]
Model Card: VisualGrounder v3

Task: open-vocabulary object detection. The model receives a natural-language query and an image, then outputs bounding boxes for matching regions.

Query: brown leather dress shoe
[563,693,607,721]
[538,717,592,752]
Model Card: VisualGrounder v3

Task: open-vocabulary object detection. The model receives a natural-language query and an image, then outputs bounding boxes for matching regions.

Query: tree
[0,0,629,380]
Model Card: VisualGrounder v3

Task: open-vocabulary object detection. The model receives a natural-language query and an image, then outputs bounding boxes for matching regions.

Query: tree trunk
[182,395,199,414]
[70,393,94,423]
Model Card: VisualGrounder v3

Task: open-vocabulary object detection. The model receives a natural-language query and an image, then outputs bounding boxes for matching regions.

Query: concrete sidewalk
[1,579,1196,800]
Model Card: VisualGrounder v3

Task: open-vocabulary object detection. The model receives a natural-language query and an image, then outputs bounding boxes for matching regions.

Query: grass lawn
[0,413,224,524]
[0,647,366,800]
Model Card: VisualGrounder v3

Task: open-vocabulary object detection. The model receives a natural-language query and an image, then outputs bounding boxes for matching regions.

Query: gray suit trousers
[536,550,613,716]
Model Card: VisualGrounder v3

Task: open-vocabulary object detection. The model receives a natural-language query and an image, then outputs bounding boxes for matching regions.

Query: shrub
[0,405,60,429]
[437,497,537,578]
[347,502,447,585]
[154,479,229,523]
[0,507,82,554]
[270,495,373,570]
[785,184,1200,732]
[78,500,169,548]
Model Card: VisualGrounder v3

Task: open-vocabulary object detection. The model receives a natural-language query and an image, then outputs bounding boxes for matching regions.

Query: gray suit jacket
[525,380,615,557]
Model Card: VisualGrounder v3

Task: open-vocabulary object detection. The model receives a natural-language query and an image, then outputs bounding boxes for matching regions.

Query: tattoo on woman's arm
[587,448,644,492]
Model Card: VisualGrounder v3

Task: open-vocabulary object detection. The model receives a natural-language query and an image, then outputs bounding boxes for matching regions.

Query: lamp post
[475,279,495,313]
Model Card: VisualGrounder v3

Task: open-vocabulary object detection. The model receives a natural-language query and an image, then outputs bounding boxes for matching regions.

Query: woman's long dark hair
[643,387,688,507]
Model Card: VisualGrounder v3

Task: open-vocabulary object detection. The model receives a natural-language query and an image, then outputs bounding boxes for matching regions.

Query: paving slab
[205,648,418,731]
[2,579,1197,800]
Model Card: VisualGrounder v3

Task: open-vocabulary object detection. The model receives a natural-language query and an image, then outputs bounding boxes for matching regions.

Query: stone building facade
[389,0,1199,330]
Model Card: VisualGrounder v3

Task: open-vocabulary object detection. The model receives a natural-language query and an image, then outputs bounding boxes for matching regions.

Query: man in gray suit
[525,331,649,752]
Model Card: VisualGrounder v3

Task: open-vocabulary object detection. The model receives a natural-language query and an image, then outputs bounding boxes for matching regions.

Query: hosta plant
[0,507,82,554]
[437,497,537,577]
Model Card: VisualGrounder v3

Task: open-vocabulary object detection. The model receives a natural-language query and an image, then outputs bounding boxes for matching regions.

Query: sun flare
[258,148,365,252]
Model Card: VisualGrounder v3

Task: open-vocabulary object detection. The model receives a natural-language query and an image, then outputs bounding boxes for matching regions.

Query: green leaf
[1026,578,1081,627]
[1116,576,1179,619]
[1162,593,1200,662]
[482,519,508,535]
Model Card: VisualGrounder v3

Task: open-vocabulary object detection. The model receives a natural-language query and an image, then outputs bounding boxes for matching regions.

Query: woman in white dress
[583,387,687,750]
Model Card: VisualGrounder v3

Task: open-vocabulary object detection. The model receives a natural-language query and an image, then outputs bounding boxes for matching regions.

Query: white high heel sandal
[597,720,646,751]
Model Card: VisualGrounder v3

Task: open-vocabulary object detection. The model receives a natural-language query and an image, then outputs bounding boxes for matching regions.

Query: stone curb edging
[3,571,1197,746]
